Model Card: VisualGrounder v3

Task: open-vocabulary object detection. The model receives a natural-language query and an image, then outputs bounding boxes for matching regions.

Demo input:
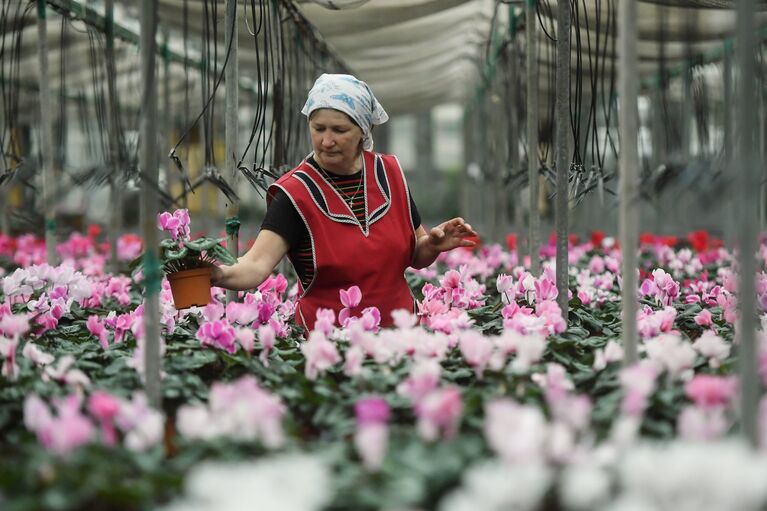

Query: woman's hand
[210,230,289,291]
[411,218,477,269]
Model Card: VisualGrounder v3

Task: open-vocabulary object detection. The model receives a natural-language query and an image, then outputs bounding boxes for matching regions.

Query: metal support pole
[619,0,639,365]
[526,0,540,274]
[105,0,122,273]
[225,0,240,303]
[736,0,759,446]
[554,0,571,320]
[681,62,692,161]
[139,0,161,408]
[36,0,57,265]
[723,47,735,246]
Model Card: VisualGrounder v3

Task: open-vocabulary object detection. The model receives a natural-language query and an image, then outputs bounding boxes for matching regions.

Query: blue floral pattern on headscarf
[301,73,389,151]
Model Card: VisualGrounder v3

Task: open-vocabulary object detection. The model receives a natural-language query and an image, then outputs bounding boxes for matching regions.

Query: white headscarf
[301,73,389,151]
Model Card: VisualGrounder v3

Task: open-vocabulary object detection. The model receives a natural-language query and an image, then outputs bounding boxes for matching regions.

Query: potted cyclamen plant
[156,208,235,309]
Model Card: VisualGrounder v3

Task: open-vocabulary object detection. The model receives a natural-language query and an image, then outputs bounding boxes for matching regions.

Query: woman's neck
[315,153,363,176]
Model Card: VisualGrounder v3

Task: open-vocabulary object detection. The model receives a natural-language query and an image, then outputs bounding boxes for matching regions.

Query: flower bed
[1,228,767,510]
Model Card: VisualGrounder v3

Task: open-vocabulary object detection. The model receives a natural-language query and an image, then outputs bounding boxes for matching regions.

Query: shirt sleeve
[260,189,307,249]
[409,193,422,228]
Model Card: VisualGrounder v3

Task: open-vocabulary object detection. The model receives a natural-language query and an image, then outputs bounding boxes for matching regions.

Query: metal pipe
[105,0,122,273]
[554,0,571,319]
[139,0,161,407]
[736,0,759,447]
[619,0,639,365]
[224,0,239,303]
[36,0,57,265]
[526,0,540,275]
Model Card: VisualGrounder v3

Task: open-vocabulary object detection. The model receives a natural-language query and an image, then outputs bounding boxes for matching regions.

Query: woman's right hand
[209,230,290,291]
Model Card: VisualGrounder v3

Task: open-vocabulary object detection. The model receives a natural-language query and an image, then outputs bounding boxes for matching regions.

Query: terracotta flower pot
[167,267,212,309]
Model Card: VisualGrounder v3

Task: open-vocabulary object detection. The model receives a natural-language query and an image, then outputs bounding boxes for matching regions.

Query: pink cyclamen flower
[415,386,463,441]
[257,324,276,365]
[88,391,121,446]
[314,308,336,336]
[86,315,109,350]
[28,394,95,456]
[196,319,237,354]
[685,375,738,409]
[354,397,390,472]
[339,285,362,326]
[694,309,713,327]
[397,359,442,403]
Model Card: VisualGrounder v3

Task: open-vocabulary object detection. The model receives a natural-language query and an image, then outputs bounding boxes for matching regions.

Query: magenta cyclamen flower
[88,391,121,446]
[156,209,191,241]
[355,397,390,425]
[196,319,238,354]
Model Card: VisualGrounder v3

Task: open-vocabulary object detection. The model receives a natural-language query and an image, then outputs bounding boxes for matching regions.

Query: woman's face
[309,109,364,173]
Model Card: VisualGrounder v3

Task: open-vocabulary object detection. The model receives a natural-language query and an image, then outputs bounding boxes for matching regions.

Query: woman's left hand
[412,218,477,268]
[425,217,477,252]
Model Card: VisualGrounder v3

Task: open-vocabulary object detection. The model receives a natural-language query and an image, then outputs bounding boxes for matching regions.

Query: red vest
[268,151,417,331]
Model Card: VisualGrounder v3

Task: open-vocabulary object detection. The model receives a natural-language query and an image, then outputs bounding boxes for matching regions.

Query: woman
[212,73,475,330]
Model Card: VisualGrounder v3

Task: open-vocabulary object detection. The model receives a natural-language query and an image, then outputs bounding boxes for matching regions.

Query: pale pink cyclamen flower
[22,342,54,366]
[458,330,494,379]
[592,340,624,371]
[196,319,237,354]
[177,376,285,447]
[86,315,110,350]
[235,327,255,353]
[678,405,729,440]
[397,359,442,403]
[354,397,390,471]
[344,345,365,377]
[0,312,31,339]
[415,386,462,441]
[620,361,659,416]
[644,333,697,379]
[510,334,547,373]
[24,394,95,456]
[692,330,730,368]
[0,336,19,380]
[44,355,91,387]
[257,323,276,365]
[484,398,547,463]
[685,375,738,409]
[115,392,165,451]
[314,308,336,336]
[496,274,514,304]
[338,285,362,326]
[88,391,121,446]
[300,330,341,380]
[391,308,417,329]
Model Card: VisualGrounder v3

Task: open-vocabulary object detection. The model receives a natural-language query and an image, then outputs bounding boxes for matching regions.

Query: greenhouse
[1,0,767,509]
